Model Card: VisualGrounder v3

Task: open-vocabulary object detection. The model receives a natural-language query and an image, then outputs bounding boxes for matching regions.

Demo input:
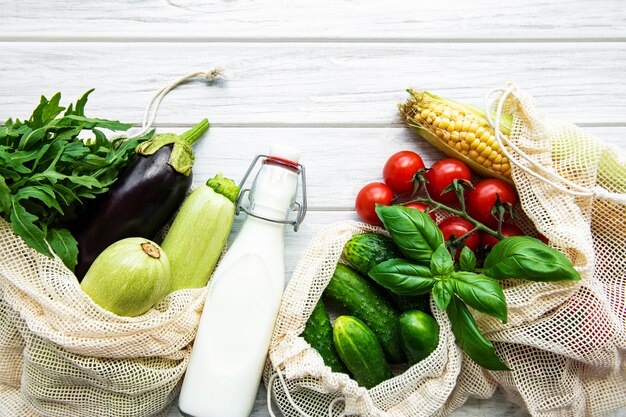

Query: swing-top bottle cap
[269,144,301,165]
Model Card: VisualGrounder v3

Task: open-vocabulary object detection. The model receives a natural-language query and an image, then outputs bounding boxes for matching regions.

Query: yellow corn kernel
[399,90,514,183]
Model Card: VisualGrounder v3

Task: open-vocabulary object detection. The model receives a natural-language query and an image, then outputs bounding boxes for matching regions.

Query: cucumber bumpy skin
[333,316,393,389]
[324,263,406,363]
[343,233,431,314]
[301,299,349,374]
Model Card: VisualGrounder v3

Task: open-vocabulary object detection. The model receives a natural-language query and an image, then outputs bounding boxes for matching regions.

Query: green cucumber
[399,310,440,365]
[324,263,405,363]
[343,233,401,275]
[301,299,349,374]
[333,316,392,389]
[343,233,430,314]
[162,174,238,293]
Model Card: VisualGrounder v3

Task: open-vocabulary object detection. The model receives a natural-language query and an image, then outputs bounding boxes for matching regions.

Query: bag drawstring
[130,68,223,139]
[484,83,626,205]
[267,367,347,417]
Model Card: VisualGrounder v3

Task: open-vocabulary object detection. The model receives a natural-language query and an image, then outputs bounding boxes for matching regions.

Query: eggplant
[72,119,209,280]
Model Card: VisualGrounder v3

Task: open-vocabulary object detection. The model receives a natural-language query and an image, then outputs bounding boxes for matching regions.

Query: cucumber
[399,310,440,365]
[343,233,401,275]
[343,233,431,314]
[324,263,405,363]
[333,316,392,389]
[301,299,349,374]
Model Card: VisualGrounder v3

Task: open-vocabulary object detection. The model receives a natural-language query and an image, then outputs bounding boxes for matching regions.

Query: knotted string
[131,68,223,138]
[484,83,626,205]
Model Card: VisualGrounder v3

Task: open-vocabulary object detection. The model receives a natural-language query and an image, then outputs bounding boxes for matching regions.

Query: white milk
[178,146,301,417]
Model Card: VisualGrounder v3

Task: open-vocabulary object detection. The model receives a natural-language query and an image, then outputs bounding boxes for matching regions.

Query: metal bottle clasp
[235,154,307,232]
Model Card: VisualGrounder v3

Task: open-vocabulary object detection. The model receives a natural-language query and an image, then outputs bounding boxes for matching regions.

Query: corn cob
[399,89,514,185]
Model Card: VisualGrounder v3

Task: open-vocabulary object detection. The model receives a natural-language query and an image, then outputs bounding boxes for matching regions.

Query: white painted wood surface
[1,1,625,416]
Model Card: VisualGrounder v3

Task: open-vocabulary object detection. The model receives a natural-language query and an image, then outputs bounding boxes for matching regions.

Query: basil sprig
[370,205,580,371]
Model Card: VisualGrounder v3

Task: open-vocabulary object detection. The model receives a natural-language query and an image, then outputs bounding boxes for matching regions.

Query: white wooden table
[1,1,625,416]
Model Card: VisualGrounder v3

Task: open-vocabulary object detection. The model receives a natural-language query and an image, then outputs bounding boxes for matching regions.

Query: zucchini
[343,233,431,314]
[399,310,440,365]
[324,263,405,363]
[333,316,392,389]
[161,174,238,293]
[301,299,349,374]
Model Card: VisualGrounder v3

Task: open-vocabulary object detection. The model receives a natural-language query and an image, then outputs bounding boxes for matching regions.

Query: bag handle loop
[484,83,626,205]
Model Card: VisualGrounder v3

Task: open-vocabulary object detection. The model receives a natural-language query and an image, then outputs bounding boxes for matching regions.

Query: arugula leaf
[9,199,53,258]
[447,296,510,371]
[483,236,580,282]
[46,228,78,272]
[432,280,454,310]
[451,271,507,323]
[369,259,435,296]
[375,204,444,265]
[431,244,454,276]
[0,91,152,266]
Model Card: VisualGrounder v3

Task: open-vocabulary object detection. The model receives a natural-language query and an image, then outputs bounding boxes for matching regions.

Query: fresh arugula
[370,204,580,371]
[0,90,152,272]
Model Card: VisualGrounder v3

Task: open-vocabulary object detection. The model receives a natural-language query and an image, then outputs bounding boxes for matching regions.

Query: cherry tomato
[466,179,517,228]
[424,159,472,205]
[438,216,479,252]
[402,202,436,221]
[383,150,425,194]
[355,182,394,226]
[479,223,524,250]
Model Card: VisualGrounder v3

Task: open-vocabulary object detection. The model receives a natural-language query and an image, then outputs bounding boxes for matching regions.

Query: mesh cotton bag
[0,218,206,416]
[265,83,626,417]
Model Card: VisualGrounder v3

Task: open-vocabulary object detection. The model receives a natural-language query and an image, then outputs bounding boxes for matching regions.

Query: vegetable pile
[1,92,239,317]
[0,91,153,271]
[302,141,581,387]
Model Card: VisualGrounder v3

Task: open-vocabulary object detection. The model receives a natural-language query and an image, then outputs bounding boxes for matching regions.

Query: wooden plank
[2,0,625,40]
[178,126,626,209]
[1,43,625,126]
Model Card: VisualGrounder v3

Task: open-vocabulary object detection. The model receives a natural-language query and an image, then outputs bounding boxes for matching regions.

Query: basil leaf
[447,297,510,371]
[431,244,454,276]
[46,228,78,272]
[483,236,580,282]
[451,271,507,323]
[375,204,444,265]
[459,246,477,272]
[432,280,454,310]
[10,200,54,258]
[369,259,435,296]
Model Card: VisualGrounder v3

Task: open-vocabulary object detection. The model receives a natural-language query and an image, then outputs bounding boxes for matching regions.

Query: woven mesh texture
[0,218,206,416]
[265,87,626,417]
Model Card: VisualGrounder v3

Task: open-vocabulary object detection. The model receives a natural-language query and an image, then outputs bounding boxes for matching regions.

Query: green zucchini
[333,316,392,389]
[162,174,238,293]
[343,233,431,314]
[324,263,405,363]
[301,299,349,374]
[399,310,440,365]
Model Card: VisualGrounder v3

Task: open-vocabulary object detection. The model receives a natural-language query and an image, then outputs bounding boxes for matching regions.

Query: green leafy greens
[0,90,152,272]
[371,204,580,371]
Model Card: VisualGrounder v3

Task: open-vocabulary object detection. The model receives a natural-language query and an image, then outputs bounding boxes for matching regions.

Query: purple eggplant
[72,119,209,280]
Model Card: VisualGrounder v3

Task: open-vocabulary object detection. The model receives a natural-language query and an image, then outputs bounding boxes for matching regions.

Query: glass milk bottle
[178,145,306,417]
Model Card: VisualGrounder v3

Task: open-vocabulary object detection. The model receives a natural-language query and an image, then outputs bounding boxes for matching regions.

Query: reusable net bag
[0,218,206,417]
[0,70,223,417]
[265,83,626,417]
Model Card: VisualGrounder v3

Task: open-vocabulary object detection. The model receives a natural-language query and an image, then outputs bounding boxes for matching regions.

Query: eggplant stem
[180,118,210,146]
